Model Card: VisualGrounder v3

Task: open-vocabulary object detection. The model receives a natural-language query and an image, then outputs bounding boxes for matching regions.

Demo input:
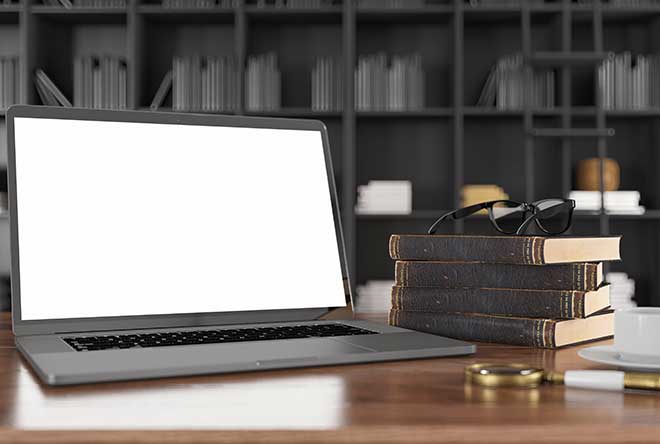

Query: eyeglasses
[427,198,576,236]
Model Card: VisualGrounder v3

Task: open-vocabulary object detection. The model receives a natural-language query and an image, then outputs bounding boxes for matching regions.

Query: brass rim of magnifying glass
[465,363,545,388]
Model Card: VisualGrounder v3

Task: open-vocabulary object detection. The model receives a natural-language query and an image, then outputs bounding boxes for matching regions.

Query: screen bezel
[7,106,352,336]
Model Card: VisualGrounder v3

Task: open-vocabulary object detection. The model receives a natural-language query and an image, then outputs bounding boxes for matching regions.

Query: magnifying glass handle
[548,370,660,391]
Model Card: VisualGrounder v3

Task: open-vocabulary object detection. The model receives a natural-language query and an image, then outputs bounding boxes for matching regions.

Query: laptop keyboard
[63,323,377,352]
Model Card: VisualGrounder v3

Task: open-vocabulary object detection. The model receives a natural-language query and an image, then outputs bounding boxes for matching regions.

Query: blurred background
[0,0,656,313]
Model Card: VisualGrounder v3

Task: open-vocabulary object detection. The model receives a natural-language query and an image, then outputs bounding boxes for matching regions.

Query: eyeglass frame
[427,199,576,236]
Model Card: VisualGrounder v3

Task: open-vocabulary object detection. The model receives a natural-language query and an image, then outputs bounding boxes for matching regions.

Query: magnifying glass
[465,363,660,391]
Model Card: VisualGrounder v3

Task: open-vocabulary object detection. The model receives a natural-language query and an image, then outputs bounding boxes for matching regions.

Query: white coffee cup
[614,308,660,364]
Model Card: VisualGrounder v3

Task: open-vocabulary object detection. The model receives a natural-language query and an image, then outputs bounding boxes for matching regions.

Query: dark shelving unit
[0,0,659,306]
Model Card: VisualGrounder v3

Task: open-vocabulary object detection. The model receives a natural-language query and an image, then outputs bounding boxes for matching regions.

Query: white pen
[545,370,660,392]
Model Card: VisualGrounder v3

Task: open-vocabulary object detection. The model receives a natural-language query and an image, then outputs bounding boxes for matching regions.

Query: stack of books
[355,53,424,111]
[356,280,395,313]
[607,272,637,310]
[171,56,239,112]
[388,234,621,348]
[311,57,343,112]
[569,190,645,215]
[245,53,281,112]
[477,54,555,110]
[74,55,128,109]
[596,52,660,110]
[355,180,412,215]
[0,56,19,110]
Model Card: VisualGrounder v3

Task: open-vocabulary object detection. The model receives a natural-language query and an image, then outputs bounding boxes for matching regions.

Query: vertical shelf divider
[560,0,572,200]
[127,0,141,110]
[235,0,247,116]
[453,0,464,234]
[343,0,356,287]
[521,1,534,202]
[593,0,609,237]
[20,0,36,105]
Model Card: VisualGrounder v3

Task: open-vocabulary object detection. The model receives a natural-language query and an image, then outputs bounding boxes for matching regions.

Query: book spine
[394,261,600,291]
[389,309,556,348]
[389,234,546,265]
[391,286,587,319]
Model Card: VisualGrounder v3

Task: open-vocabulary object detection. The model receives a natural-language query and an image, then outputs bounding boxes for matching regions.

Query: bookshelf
[1,0,660,307]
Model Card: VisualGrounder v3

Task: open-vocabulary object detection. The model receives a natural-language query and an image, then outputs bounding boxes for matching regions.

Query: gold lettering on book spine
[534,237,543,265]
[523,237,531,265]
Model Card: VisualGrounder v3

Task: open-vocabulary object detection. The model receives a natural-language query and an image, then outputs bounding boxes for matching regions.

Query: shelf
[31,6,127,23]
[0,4,20,23]
[526,51,611,67]
[138,5,234,23]
[463,107,660,119]
[356,108,453,118]
[356,210,449,221]
[575,210,660,220]
[356,210,660,222]
[529,128,615,138]
[246,6,342,24]
[463,107,560,117]
[245,108,341,118]
[356,6,453,23]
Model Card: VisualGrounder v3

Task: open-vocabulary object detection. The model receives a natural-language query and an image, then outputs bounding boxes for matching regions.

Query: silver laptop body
[7,106,475,386]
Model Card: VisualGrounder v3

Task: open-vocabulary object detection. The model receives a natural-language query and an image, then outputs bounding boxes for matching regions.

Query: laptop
[6,105,475,385]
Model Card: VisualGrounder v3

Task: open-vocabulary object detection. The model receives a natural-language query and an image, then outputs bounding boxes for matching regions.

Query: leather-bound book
[395,261,603,291]
[389,309,614,349]
[391,285,610,319]
[389,234,621,265]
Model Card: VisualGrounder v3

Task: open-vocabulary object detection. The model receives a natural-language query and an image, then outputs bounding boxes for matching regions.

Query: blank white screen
[14,117,347,321]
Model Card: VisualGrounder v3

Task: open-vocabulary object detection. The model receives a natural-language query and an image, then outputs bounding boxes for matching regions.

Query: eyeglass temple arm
[515,200,575,235]
[427,202,492,234]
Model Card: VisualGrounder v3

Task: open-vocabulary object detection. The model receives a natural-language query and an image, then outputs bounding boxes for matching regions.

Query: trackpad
[334,332,472,352]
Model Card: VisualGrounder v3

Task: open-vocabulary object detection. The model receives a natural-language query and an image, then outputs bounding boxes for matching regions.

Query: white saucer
[578,345,660,371]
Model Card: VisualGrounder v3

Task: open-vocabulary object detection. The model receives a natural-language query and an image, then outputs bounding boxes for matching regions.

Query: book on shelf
[250,0,336,8]
[389,234,622,264]
[356,280,394,313]
[391,285,611,319]
[468,0,545,5]
[568,190,645,214]
[355,180,412,215]
[150,70,173,111]
[311,56,343,112]
[476,53,555,110]
[355,53,424,112]
[162,0,214,8]
[597,52,660,111]
[357,0,426,8]
[245,52,281,112]
[73,55,127,110]
[172,55,239,113]
[607,272,636,310]
[395,260,604,291]
[0,55,19,110]
[34,69,72,107]
[390,309,614,348]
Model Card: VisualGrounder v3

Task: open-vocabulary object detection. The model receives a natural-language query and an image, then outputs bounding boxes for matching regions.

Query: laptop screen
[12,117,347,321]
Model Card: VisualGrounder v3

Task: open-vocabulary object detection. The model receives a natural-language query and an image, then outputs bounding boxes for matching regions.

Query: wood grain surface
[0,311,659,443]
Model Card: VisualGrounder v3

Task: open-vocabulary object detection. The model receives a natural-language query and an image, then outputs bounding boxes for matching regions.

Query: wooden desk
[0,311,659,443]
